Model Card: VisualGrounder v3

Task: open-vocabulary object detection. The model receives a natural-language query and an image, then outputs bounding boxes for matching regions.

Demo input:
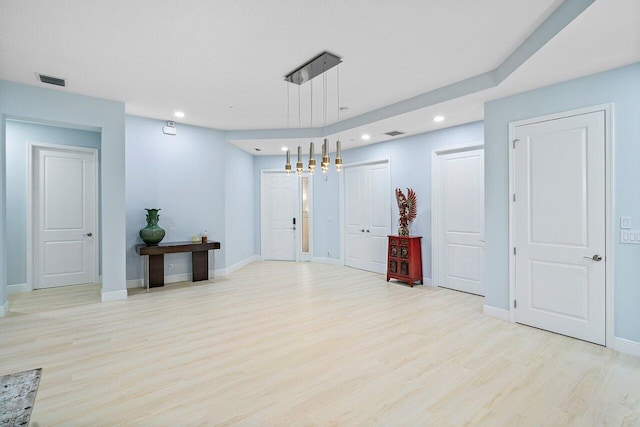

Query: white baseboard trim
[483,304,511,322]
[127,279,144,289]
[101,289,128,302]
[215,255,260,277]
[614,337,640,357]
[8,283,31,294]
[0,300,8,317]
[422,277,434,287]
[126,255,261,288]
[311,257,342,266]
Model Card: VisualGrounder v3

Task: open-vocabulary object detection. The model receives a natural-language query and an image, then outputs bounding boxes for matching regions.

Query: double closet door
[344,162,390,274]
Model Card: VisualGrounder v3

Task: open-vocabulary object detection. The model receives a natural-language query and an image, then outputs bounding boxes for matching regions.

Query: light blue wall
[484,62,640,342]
[342,122,484,278]
[253,121,484,275]
[0,79,126,306]
[224,144,256,268]
[6,120,101,285]
[125,115,255,281]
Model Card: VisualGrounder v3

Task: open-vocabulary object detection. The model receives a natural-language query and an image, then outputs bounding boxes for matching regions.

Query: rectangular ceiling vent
[384,130,405,137]
[37,73,66,87]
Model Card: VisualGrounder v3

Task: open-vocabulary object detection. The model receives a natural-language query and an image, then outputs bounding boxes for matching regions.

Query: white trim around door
[508,104,614,348]
[431,141,484,293]
[338,158,391,271]
[26,141,100,291]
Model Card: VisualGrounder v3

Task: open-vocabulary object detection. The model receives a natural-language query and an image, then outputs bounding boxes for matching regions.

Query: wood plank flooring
[2,261,639,426]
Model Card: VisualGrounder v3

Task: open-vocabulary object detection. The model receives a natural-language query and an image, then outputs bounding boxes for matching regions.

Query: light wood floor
[2,261,639,426]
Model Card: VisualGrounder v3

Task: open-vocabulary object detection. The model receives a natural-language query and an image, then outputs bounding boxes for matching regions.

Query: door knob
[84,232,93,237]
[360,229,365,232]
[583,254,602,261]
[366,229,370,233]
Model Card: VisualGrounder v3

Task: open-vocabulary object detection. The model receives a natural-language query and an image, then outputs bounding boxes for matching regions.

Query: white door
[33,147,97,289]
[261,172,297,261]
[345,166,366,270]
[345,162,390,274]
[514,111,606,345]
[436,148,485,295]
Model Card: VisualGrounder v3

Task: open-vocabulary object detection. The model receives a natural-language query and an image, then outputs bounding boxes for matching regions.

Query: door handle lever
[584,254,602,261]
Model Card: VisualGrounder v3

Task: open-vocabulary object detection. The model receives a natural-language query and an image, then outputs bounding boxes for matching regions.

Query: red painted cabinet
[387,235,423,287]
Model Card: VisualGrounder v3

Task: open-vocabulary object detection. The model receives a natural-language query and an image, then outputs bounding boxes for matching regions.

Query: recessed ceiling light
[362,134,371,140]
[281,146,289,151]
[433,115,445,122]
[174,111,185,118]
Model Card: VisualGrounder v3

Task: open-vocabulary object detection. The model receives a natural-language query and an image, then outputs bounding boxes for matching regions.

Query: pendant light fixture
[284,52,343,176]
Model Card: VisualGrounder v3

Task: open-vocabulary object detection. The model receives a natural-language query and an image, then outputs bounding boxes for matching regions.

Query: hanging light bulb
[308,142,316,173]
[322,138,330,173]
[335,139,342,171]
[285,148,291,174]
[296,146,303,176]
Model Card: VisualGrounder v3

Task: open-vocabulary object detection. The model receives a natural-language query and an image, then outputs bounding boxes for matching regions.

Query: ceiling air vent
[384,130,405,137]
[37,73,66,87]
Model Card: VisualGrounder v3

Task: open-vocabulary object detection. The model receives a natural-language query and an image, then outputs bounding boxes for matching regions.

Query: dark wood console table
[136,241,221,290]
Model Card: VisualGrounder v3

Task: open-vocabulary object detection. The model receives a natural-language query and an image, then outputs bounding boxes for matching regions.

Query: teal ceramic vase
[139,208,165,245]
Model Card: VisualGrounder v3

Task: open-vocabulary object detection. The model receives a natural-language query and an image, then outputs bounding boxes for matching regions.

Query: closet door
[345,162,390,274]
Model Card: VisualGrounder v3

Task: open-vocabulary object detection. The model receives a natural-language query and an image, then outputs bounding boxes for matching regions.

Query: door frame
[507,104,614,348]
[431,141,484,289]
[431,144,486,287]
[338,158,391,267]
[260,169,303,261]
[298,172,314,261]
[26,141,100,291]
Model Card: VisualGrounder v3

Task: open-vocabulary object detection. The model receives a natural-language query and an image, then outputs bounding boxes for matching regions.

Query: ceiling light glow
[174,111,185,118]
[281,146,289,151]
[362,134,371,140]
[433,115,445,122]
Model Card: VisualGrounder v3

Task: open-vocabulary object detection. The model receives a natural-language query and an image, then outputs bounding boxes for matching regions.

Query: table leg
[148,254,165,288]
[192,250,208,281]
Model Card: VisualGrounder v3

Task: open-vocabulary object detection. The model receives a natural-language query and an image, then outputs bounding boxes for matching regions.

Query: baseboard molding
[311,257,342,266]
[483,304,511,322]
[422,277,434,287]
[8,283,31,294]
[215,255,260,276]
[127,279,144,289]
[615,337,640,357]
[101,289,128,302]
[126,255,261,288]
[0,300,8,317]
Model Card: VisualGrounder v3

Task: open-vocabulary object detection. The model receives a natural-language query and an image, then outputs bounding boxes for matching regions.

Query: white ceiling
[1,0,639,155]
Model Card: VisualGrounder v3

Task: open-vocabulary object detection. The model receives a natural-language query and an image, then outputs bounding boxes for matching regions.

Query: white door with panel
[514,111,606,345]
[34,147,97,289]
[261,172,297,261]
[436,148,485,295]
[345,162,390,274]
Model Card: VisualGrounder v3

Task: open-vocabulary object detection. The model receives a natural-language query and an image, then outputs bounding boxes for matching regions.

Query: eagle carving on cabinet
[395,188,417,236]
